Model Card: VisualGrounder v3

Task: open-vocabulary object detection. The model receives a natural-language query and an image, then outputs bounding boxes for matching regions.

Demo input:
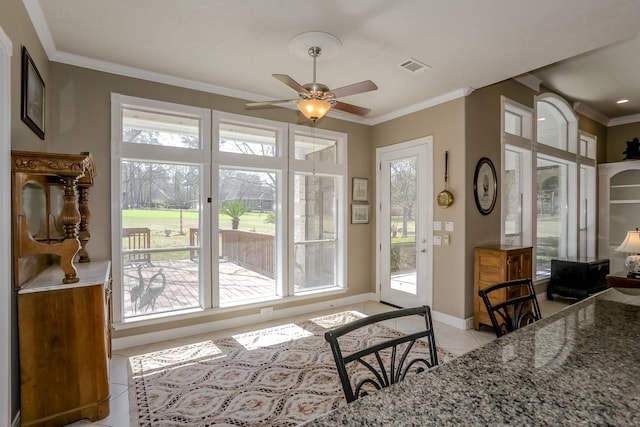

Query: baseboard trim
[432,309,469,330]
[113,292,378,350]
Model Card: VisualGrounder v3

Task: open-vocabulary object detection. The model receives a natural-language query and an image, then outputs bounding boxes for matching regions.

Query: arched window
[536,97,576,152]
[502,94,596,279]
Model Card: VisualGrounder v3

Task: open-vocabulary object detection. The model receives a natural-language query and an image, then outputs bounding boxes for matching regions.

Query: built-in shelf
[598,160,640,273]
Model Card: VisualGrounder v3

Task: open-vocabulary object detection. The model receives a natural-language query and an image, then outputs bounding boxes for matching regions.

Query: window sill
[113,286,348,332]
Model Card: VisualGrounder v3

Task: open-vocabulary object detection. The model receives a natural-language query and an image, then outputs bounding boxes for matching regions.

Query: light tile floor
[67,297,572,427]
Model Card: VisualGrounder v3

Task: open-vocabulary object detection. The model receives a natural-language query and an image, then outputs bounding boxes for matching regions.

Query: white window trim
[501,97,533,247]
[111,96,348,325]
[0,24,12,426]
[502,94,595,278]
[110,93,212,322]
[288,124,348,294]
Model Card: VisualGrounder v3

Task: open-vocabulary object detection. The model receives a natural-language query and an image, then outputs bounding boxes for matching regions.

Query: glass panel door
[379,141,431,308]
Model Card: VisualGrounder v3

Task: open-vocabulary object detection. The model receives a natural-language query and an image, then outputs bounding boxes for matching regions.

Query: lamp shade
[615,229,640,253]
[298,99,331,121]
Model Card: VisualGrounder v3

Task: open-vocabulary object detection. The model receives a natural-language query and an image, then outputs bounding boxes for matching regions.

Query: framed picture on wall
[21,46,45,139]
[351,204,369,224]
[473,157,497,215]
[352,178,368,202]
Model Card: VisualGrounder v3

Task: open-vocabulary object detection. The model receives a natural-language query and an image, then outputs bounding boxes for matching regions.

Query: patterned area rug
[129,311,456,426]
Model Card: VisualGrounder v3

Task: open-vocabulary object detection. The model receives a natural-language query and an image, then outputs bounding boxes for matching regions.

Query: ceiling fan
[247,43,378,122]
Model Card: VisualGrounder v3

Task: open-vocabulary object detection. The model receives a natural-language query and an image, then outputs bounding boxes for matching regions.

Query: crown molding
[53,50,273,103]
[573,102,610,126]
[513,73,542,92]
[608,113,640,127]
[23,0,56,57]
[366,87,475,125]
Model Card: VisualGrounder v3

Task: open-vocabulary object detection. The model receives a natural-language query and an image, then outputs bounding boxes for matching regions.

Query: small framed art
[352,177,369,202]
[351,204,369,224]
[21,46,45,139]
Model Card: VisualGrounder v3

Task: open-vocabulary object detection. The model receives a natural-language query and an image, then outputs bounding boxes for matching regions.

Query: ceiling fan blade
[246,99,298,108]
[333,101,371,116]
[330,80,378,99]
[273,74,309,94]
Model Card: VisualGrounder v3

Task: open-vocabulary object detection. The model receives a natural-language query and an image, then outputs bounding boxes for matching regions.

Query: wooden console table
[606,271,640,289]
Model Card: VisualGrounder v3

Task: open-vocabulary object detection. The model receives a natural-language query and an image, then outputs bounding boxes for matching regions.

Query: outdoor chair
[325,305,439,403]
[478,278,542,338]
[122,227,152,266]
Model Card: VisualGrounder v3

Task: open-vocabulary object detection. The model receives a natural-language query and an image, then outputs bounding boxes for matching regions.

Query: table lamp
[615,228,640,278]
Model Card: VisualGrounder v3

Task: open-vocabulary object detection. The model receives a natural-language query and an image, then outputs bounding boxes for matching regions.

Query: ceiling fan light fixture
[298,98,331,121]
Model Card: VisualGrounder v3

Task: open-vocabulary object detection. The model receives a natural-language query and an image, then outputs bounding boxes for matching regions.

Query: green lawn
[121,208,275,255]
[123,209,275,232]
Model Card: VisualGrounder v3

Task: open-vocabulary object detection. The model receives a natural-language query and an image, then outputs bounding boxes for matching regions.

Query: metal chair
[478,278,542,338]
[325,306,439,403]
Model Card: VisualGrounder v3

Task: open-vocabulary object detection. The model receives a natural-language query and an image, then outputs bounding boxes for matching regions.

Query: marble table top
[303,288,640,426]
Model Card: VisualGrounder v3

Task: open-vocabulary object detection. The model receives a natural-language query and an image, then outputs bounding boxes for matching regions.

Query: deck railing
[220,229,275,279]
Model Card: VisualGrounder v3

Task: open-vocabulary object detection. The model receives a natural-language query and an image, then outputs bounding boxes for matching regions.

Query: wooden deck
[122,259,275,317]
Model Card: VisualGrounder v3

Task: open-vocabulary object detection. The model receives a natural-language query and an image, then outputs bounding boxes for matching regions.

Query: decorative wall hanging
[351,204,369,224]
[437,151,454,208]
[352,178,369,202]
[473,157,497,215]
[21,46,45,139]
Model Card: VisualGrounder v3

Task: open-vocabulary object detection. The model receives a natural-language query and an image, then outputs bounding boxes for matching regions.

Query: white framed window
[111,94,211,322]
[289,125,347,294]
[111,96,347,324]
[501,97,533,248]
[501,94,595,279]
[212,111,288,307]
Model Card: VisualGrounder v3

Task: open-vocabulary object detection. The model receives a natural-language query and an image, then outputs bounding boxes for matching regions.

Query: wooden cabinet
[473,245,532,330]
[11,150,110,426]
[18,261,112,427]
[11,150,96,286]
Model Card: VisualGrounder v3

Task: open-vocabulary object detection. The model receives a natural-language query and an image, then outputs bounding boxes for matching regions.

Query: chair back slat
[325,305,439,403]
[478,278,542,337]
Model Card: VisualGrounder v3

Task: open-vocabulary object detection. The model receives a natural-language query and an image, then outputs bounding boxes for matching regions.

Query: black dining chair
[478,278,542,338]
[325,305,439,403]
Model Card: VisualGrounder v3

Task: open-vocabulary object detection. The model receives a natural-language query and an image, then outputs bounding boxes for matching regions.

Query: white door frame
[375,136,434,307]
[0,24,13,426]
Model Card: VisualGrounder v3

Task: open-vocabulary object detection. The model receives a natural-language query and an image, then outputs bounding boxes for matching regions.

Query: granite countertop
[303,288,640,426]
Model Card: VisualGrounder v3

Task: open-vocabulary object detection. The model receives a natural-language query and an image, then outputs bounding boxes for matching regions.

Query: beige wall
[1,0,53,420]
[2,0,50,150]
[607,122,640,163]
[372,99,467,318]
[577,114,608,163]
[464,80,535,316]
[45,62,374,338]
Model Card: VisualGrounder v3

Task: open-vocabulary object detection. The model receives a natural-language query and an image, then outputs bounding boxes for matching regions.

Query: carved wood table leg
[77,185,91,263]
[59,176,82,283]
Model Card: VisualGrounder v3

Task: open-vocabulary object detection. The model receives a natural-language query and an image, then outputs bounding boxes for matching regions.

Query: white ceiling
[24,0,640,125]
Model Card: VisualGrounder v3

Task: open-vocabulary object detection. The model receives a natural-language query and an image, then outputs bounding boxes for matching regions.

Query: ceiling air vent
[399,58,431,73]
